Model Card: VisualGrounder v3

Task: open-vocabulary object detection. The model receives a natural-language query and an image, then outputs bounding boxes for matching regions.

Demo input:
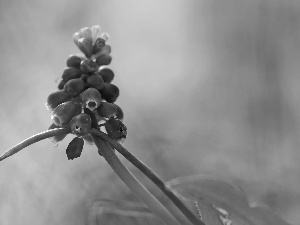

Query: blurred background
[1,0,300,224]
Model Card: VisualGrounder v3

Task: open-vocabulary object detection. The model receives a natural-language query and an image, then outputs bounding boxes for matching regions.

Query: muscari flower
[73,25,109,59]
[46,25,124,159]
[81,87,102,111]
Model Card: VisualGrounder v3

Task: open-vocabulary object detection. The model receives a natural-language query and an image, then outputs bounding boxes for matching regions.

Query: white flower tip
[91,25,102,44]
[86,100,98,111]
[100,32,109,42]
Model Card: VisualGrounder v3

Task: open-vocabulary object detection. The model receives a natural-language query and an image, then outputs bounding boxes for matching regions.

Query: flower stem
[90,129,205,225]
[0,128,70,161]
[91,134,181,225]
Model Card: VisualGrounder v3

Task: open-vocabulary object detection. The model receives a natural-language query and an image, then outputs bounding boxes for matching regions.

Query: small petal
[69,113,92,136]
[66,137,84,160]
[81,88,102,111]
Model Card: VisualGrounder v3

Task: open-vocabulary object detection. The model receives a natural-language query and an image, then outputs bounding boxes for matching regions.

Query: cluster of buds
[46,25,126,160]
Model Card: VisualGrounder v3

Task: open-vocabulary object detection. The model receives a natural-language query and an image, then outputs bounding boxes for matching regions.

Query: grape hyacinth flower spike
[0,25,205,225]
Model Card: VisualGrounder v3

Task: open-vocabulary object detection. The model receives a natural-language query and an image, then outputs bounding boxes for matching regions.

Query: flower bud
[80,58,98,74]
[48,123,68,143]
[66,55,83,69]
[62,67,81,82]
[93,45,111,59]
[97,102,117,118]
[81,88,102,111]
[66,137,84,160]
[100,32,109,42]
[98,68,114,83]
[91,25,102,44]
[73,27,92,44]
[69,113,92,136]
[77,38,93,58]
[80,27,92,42]
[58,79,66,90]
[64,78,85,97]
[99,83,119,103]
[95,54,112,66]
[46,90,72,111]
[86,74,104,90]
[105,118,127,140]
[114,104,124,121]
[92,38,106,54]
[51,101,82,127]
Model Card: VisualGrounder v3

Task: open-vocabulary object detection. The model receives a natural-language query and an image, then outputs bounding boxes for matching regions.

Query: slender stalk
[91,134,181,225]
[90,129,205,225]
[0,128,70,161]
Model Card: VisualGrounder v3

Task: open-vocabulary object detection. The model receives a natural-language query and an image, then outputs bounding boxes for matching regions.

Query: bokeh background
[1,0,300,224]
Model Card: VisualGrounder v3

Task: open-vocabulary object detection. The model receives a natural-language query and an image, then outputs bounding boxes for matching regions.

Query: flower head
[45,25,125,158]
[73,25,110,59]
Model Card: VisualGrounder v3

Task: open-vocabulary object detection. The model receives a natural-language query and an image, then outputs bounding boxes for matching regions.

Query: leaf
[86,175,292,225]
[166,175,292,225]
[87,199,164,225]
[66,137,84,160]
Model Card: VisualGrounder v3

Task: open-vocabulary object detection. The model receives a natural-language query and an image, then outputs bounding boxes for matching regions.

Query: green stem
[91,134,181,225]
[90,129,205,225]
[0,128,70,161]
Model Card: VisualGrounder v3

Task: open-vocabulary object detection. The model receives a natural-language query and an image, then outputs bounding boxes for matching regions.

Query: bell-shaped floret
[81,88,102,111]
[62,67,81,82]
[99,83,119,103]
[97,102,117,119]
[51,101,82,127]
[66,55,83,69]
[46,90,72,111]
[98,68,114,83]
[104,118,127,140]
[86,74,104,90]
[64,78,85,97]
[95,54,112,66]
[69,113,92,136]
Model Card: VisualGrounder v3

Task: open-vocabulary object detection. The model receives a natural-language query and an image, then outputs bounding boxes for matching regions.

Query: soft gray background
[1,0,300,224]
